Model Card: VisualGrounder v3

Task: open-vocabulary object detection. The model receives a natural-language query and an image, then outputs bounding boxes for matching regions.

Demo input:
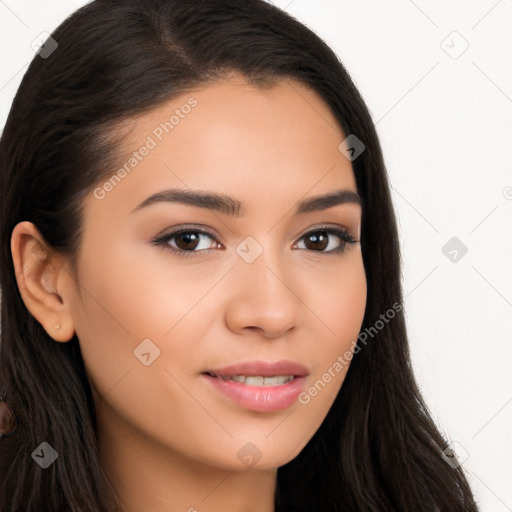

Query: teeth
[217,375,295,386]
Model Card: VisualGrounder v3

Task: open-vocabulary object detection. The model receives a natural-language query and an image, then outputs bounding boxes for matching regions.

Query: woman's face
[68,72,366,471]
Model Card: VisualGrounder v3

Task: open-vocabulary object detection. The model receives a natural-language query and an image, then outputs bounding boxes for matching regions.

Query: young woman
[0,0,479,510]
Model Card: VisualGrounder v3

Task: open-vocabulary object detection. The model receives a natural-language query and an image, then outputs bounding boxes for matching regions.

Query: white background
[1,1,511,510]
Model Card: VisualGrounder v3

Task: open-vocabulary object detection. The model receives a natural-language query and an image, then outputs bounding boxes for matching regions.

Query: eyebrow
[130,188,361,217]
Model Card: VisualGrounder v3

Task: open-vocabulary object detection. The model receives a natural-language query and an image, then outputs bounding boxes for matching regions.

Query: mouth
[201,360,309,412]
[203,372,297,386]
[203,359,309,380]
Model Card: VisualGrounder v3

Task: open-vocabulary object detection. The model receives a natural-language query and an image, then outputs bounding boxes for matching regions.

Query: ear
[10,221,76,342]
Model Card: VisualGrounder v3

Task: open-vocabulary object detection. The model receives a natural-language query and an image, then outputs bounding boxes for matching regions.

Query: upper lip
[204,360,309,378]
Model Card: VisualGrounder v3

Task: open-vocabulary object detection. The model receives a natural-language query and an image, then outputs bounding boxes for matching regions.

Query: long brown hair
[0,1,479,510]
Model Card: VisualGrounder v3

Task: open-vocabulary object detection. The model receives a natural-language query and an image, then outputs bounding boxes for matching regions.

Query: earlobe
[10,221,75,342]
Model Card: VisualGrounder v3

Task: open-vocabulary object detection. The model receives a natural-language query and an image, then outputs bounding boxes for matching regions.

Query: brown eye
[153,227,221,256]
[153,225,357,258]
[174,232,202,251]
[296,227,357,254]
[304,231,329,251]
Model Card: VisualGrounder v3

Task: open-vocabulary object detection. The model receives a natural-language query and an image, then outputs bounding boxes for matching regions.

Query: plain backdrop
[1,1,511,510]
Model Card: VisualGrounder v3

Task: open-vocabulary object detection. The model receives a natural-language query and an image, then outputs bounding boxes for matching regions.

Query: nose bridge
[225,234,303,337]
[235,234,287,293]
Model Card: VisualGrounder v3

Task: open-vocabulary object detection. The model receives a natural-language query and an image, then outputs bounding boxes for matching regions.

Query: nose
[224,247,304,339]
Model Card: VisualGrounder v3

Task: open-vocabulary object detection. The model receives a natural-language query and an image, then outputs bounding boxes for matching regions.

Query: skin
[11,72,367,512]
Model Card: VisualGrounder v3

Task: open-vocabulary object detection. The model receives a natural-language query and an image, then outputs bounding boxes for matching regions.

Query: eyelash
[152,225,358,258]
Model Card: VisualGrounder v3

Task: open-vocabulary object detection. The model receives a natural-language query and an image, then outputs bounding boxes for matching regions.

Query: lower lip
[202,374,307,412]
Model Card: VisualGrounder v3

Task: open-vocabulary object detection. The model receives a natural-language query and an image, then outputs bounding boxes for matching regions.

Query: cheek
[300,254,366,400]
[315,253,367,348]
[75,239,217,337]
[68,243,206,391]
[265,257,366,460]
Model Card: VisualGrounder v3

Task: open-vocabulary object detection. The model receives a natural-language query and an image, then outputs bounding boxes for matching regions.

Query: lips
[203,359,309,379]
[201,360,310,412]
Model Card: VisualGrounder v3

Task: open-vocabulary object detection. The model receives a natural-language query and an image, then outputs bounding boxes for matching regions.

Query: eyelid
[154,224,220,240]
[294,222,356,240]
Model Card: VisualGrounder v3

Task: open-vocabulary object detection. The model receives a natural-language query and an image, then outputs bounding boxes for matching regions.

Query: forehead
[84,73,357,222]
[128,72,345,150]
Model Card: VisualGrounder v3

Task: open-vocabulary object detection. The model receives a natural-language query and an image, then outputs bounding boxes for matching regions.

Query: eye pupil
[306,231,328,251]
[177,232,200,250]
